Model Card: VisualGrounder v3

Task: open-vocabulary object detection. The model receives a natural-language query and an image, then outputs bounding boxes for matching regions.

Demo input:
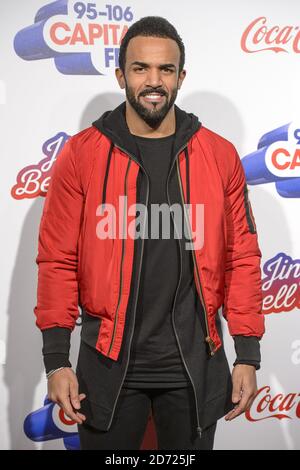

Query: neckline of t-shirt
[132,132,176,141]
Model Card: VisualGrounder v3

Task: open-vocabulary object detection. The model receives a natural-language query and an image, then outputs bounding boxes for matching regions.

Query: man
[34,16,265,450]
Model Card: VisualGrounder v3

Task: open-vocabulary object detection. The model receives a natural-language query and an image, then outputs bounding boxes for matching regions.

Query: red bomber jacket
[34,102,265,365]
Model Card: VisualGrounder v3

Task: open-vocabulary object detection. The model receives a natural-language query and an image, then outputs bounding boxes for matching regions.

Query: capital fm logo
[241,16,300,54]
[24,396,80,450]
[241,121,300,198]
[14,0,134,75]
[11,132,70,200]
[242,124,300,316]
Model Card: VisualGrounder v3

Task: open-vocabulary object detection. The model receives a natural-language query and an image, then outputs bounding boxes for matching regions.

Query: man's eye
[134,67,144,71]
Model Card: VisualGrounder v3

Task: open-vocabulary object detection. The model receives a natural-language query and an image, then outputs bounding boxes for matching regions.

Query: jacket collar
[92,100,201,162]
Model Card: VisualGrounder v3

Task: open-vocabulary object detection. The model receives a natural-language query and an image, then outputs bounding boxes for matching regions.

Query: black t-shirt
[123,132,191,388]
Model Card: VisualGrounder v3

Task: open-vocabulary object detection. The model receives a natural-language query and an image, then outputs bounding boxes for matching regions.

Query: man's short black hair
[118,16,185,74]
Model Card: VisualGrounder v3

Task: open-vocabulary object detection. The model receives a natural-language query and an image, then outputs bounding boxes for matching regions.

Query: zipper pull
[205,336,216,356]
[196,426,202,439]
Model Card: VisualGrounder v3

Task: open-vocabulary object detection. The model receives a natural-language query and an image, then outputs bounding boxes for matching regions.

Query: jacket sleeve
[222,145,265,341]
[33,137,84,365]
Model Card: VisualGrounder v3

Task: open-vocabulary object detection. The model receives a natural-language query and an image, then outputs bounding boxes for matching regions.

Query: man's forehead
[126,36,180,63]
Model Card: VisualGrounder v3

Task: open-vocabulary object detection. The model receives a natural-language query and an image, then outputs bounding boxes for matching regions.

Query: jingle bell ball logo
[241,121,300,198]
[14,0,134,75]
[262,253,300,315]
[11,133,70,200]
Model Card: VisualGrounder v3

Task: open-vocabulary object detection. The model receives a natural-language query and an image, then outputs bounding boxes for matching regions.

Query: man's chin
[141,103,163,112]
[127,97,172,127]
[138,111,166,129]
[137,105,166,120]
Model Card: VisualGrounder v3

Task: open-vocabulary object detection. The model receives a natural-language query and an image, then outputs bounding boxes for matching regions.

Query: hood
[92,100,201,162]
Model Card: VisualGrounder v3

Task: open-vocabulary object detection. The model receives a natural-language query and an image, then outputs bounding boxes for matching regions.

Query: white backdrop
[1,0,299,450]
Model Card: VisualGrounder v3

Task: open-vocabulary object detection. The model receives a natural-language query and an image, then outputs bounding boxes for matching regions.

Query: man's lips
[140,93,166,103]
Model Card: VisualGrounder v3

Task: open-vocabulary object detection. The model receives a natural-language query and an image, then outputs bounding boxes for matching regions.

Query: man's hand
[225,364,257,421]
[47,367,87,424]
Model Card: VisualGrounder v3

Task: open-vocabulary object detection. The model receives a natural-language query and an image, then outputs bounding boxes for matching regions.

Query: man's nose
[146,69,163,87]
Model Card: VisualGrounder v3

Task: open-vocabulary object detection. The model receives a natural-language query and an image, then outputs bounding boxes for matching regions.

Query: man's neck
[125,101,176,138]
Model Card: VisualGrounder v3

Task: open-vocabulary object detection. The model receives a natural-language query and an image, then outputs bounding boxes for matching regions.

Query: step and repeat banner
[1,0,299,450]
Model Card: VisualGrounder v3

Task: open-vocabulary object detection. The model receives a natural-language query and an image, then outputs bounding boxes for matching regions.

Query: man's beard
[125,79,179,129]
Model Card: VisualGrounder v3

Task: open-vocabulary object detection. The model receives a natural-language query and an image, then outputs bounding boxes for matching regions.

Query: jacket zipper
[166,144,203,440]
[175,158,216,357]
[108,159,131,355]
[105,144,150,432]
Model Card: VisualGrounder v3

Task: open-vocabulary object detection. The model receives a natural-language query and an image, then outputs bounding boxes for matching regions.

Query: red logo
[241,16,300,53]
[11,132,69,200]
[246,386,300,422]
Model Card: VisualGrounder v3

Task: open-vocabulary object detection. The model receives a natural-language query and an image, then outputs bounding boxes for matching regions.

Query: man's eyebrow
[130,61,177,69]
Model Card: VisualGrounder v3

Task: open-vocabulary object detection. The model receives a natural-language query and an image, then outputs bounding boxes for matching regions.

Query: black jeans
[77,385,217,450]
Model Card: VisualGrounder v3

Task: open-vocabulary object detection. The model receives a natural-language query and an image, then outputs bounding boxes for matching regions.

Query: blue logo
[24,396,80,450]
[242,121,300,198]
[14,0,134,75]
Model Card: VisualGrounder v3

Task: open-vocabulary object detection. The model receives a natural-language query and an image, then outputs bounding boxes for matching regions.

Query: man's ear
[178,69,186,90]
[115,68,125,89]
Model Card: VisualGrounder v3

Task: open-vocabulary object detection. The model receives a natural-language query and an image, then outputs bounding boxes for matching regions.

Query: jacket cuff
[42,326,71,354]
[42,327,72,373]
[233,335,261,370]
[43,353,72,374]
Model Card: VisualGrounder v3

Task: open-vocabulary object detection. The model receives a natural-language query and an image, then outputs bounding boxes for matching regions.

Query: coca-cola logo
[11,132,70,200]
[241,16,300,53]
[246,386,300,422]
[262,252,300,314]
